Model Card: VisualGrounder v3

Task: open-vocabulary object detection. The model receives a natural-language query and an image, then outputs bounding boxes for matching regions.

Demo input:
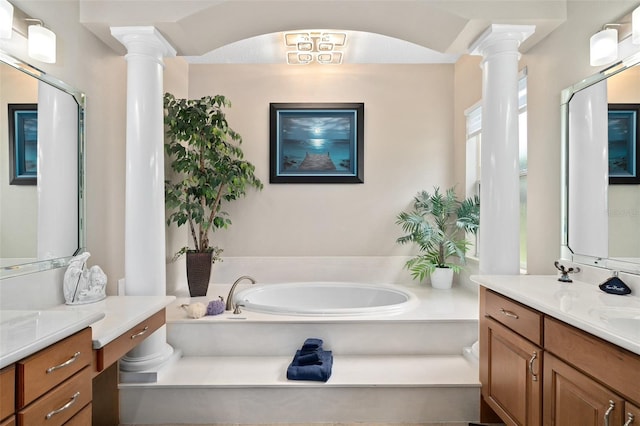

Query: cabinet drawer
[483,288,542,345]
[17,328,91,408]
[0,365,15,421]
[62,402,91,426]
[17,367,91,426]
[545,316,640,405]
[95,308,165,372]
[0,416,15,426]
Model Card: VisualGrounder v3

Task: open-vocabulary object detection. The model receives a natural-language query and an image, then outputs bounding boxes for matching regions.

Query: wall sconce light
[590,25,618,66]
[284,31,346,64]
[26,18,56,63]
[0,0,13,39]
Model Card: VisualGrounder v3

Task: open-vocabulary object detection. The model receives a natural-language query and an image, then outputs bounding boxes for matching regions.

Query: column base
[120,346,182,383]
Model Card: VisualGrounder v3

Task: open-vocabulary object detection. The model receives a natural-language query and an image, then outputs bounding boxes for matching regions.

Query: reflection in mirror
[562,53,640,274]
[0,51,85,279]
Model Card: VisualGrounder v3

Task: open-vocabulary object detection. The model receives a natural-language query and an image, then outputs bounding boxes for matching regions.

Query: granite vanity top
[471,274,640,355]
[0,295,175,369]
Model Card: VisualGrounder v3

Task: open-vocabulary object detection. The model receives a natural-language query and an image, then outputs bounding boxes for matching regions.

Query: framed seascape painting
[608,104,640,184]
[269,102,364,183]
[8,103,38,185]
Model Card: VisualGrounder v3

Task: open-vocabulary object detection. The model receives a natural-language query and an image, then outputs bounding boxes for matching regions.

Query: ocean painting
[270,103,364,183]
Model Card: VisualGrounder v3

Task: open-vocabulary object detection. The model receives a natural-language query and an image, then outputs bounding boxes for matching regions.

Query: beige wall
[3,0,639,300]
[2,0,127,296]
[0,64,38,258]
[520,0,639,273]
[162,63,457,287]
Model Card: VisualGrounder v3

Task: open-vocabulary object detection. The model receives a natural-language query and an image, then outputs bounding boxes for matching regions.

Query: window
[465,70,528,268]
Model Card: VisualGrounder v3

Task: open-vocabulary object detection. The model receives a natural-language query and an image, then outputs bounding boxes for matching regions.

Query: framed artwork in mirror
[8,103,38,185]
[608,103,640,184]
[269,102,364,183]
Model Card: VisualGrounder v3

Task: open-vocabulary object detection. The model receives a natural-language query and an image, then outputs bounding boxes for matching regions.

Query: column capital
[468,24,535,58]
[110,26,177,61]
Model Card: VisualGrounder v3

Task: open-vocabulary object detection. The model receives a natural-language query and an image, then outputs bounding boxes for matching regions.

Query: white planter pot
[430,267,454,289]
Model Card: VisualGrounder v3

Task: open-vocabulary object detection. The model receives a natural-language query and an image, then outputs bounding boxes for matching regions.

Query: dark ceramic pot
[186,251,212,297]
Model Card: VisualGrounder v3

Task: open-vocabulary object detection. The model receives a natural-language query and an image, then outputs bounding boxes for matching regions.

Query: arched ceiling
[78,0,568,63]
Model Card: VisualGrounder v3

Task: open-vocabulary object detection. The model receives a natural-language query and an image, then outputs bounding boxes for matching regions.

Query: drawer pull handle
[604,400,615,426]
[46,352,80,374]
[131,325,149,339]
[45,391,80,419]
[624,413,635,426]
[499,308,519,319]
[528,351,538,381]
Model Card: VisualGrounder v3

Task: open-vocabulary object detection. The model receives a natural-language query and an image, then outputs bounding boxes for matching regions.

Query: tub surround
[471,274,640,354]
[120,284,481,424]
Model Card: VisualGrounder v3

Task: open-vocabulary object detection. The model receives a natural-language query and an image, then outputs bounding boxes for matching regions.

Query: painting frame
[269,102,364,183]
[608,103,640,184]
[8,103,38,185]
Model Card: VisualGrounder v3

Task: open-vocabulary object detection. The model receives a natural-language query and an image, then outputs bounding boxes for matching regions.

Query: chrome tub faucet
[226,275,256,312]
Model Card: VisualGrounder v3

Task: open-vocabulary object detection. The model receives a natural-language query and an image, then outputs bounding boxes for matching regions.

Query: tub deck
[119,284,481,425]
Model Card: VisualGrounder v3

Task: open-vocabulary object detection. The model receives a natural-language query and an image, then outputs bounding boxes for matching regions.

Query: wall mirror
[0,50,85,279]
[562,50,640,275]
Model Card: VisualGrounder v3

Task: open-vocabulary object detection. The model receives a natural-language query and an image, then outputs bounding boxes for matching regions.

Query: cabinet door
[544,353,624,426]
[481,316,542,426]
[624,401,640,426]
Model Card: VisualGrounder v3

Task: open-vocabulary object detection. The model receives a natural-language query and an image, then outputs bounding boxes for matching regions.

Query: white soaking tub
[233,282,418,316]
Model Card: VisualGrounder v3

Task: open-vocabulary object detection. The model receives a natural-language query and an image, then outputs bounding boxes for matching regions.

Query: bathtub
[233,282,418,316]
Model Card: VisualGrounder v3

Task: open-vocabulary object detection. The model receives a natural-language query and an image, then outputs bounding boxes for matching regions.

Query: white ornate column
[111,26,177,377]
[469,24,535,275]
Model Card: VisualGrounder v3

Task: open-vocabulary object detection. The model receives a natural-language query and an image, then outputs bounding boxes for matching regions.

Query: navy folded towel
[300,338,323,353]
[287,349,333,382]
[294,351,321,366]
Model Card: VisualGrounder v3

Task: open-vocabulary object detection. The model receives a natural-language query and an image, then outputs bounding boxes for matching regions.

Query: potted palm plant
[396,186,479,289]
[164,93,263,297]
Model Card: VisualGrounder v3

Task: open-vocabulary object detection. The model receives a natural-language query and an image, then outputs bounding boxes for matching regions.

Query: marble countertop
[0,295,176,369]
[55,296,176,348]
[471,274,640,355]
[0,309,104,369]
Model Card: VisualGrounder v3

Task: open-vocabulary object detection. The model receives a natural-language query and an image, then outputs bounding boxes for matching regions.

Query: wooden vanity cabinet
[480,285,640,426]
[479,287,543,426]
[544,316,640,426]
[544,353,624,425]
[16,328,92,426]
[0,365,15,425]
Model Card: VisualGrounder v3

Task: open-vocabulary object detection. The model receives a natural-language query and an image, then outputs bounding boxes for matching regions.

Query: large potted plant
[396,187,479,289]
[164,93,263,297]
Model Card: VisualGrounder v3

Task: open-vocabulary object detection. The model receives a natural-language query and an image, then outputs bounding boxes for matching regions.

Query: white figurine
[63,252,107,304]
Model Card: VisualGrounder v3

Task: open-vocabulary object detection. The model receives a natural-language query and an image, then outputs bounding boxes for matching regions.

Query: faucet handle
[233,303,245,315]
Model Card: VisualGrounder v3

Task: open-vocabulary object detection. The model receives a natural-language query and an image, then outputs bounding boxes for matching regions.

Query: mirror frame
[0,50,86,279]
[561,51,640,275]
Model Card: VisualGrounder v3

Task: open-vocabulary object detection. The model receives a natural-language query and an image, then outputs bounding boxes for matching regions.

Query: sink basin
[589,307,640,339]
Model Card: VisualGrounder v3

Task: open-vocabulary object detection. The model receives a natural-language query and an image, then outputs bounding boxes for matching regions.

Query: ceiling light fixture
[0,0,13,39]
[26,18,56,63]
[284,31,346,65]
[590,25,619,67]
